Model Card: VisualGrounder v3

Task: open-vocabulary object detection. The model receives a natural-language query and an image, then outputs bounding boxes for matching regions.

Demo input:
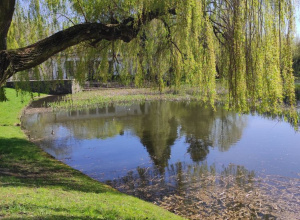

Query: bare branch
[56,13,76,26]
[76,0,89,23]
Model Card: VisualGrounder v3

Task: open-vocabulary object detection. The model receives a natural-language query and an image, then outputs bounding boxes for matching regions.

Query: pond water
[22,101,300,219]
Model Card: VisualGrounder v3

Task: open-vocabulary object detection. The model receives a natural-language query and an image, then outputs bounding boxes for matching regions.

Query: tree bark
[0,0,15,51]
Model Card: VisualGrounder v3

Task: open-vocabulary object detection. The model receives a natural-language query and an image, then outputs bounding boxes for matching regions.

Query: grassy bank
[0,88,184,219]
[49,88,214,110]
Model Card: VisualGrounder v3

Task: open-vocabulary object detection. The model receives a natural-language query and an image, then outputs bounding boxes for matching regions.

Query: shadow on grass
[6,217,106,220]
[0,137,116,194]
[3,215,140,220]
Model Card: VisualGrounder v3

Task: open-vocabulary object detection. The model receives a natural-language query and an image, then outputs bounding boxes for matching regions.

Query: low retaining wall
[6,80,81,95]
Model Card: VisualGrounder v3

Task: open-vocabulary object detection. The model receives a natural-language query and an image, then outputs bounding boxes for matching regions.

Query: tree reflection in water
[23,102,247,168]
[133,102,178,172]
[131,102,247,170]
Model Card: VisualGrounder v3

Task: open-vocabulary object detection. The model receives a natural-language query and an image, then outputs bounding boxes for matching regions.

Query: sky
[296,6,300,38]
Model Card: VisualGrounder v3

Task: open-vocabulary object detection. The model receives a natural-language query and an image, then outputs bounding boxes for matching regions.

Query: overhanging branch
[0,8,176,87]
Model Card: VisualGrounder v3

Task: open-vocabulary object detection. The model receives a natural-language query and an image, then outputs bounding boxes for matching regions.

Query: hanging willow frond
[0,0,296,113]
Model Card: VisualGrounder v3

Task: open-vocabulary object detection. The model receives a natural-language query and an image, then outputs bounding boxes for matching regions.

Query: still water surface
[22,101,300,219]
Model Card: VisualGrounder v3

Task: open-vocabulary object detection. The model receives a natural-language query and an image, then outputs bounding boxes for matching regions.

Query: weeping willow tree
[0,0,297,113]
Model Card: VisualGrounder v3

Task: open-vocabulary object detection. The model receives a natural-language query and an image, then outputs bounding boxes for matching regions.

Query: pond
[22,100,300,219]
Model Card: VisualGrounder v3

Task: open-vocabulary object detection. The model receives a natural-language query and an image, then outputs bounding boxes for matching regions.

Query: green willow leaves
[6,0,298,116]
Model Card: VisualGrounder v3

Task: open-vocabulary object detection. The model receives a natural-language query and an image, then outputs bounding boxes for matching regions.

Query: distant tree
[0,0,296,110]
[293,38,300,77]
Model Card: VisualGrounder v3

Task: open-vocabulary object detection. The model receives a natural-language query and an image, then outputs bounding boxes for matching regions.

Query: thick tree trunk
[0,0,15,88]
[0,0,15,51]
[0,51,14,86]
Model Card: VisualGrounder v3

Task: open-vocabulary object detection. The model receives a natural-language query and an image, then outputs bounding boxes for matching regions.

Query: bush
[295,83,300,101]
[293,39,300,77]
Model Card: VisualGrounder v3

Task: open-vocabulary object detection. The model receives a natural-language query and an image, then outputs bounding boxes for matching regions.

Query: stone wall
[6,80,81,95]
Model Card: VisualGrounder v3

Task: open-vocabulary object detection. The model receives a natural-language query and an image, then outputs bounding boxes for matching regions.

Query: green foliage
[295,83,300,100]
[6,0,297,113]
[0,87,8,102]
[293,39,300,77]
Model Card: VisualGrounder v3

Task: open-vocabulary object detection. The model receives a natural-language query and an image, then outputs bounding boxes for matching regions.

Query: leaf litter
[107,163,300,219]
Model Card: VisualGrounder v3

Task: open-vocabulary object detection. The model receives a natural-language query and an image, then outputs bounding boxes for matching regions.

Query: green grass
[0,88,185,220]
[49,88,209,110]
[0,89,44,126]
